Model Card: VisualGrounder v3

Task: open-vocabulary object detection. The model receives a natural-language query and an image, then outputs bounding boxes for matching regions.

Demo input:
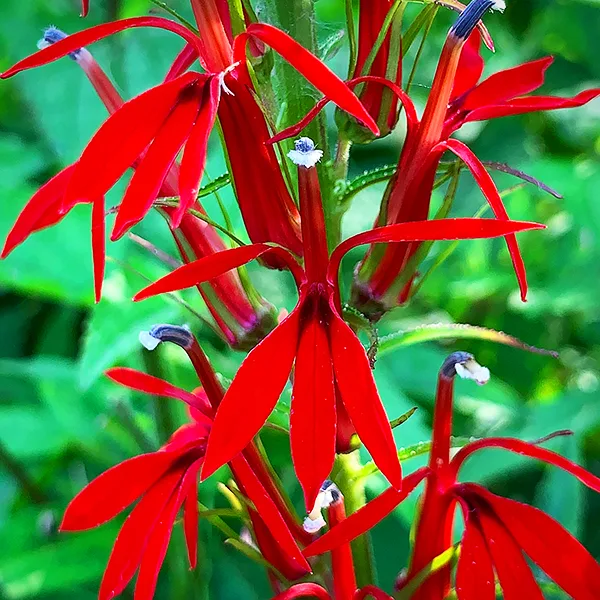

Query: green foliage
[0,0,599,598]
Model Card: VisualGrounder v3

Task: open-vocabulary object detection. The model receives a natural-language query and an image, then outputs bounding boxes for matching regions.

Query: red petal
[105,367,213,418]
[162,423,210,452]
[133,243,299,301]
[328,301,401,490]
[455,503,495,600]
[271,583,332,600]
[183,476,199,569]
[269,75,418,144]
[81,0,89,16]
[303,468,429,558]
[471,485,600,600]
[471,494,544,600]
[328,218,544,285]
[91,197,105,303]
[134,461,202,600]
[1,17,204,79]
[235,24,379,135]
[450,30,484,102]
[165,43,200,81]
[174,76,221,228]
[232,454,311,575]
[1,165,76,258]
[438,139,529,301]
[464,88,600,121]
[60,451,183,531]
[98,465,186,600]
[200,307,301,480]
[462,57,553,111]
[64,73,197,209]
[291,308,336,510]
[111,85,202,240]
[450,437,600,493]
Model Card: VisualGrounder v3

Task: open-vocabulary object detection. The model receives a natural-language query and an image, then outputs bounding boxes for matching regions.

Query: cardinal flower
[61,364,310,600]
[133,135,544,510]
[352,0,600,315]
[303,352,600,600]
[1,3,378,258]
[1,29,277,350]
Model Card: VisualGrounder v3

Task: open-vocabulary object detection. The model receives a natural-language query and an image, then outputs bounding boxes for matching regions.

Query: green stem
[0,439,48,504]
[333,451,376,588]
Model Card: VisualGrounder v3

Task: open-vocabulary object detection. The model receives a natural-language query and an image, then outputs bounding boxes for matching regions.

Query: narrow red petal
[470,485,600,600]
[269,75,418,144]
[81,0,89,16]
[328,218,545,285]
[303,468,429,558]
[174,76,221,228]
[271,583,332,600]
[232,454,311,575]
[1,165,76,258]
[105,367,212,418]
[111,86,202,240]
[64,73,197,209]
[328,301,401,490]
[133,243,300,301]
[200,307,301,480]
[472,496,544,600]
[465,88,600,122]
[1,17,203,79]
[98,465,186,600]
[60,451,182,531]
[165,43,200,81]
[134,461,202,600]
[438,139,529,301]
[455,504,495,600]
[235,24,379,135]
[291,309,336,510]
[450,30,484,102]
[183,477,199,569]
[91,196,105,302]
[462,57,553,111]
[450,437,600,493]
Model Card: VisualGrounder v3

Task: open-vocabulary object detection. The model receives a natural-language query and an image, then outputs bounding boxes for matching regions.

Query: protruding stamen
[38,26,82,60]
[303,480,341,533]
[441,351,490,385]
[139,324,193,351]
[450,0,504,41]
[288,137,323,169]
[218,62,240,96]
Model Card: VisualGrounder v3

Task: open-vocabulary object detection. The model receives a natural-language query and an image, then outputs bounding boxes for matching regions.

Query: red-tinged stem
[77,50,124,113]
[186,336,227,408]
[298,166,330,283]
[189,0,233,72]
[328,498,358,600]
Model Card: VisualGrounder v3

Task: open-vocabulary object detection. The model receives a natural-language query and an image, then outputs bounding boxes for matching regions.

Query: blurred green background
[0,0,599,598]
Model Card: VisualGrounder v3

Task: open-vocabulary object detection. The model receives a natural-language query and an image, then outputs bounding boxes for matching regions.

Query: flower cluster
[2,0,599,598]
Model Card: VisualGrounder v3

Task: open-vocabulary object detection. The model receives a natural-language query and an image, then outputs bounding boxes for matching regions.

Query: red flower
[1,30,278,348]
[133,137,543,510]
[61,366,309,600]
[1,11,377,258]
[350,2,600,314]
[303,352,600,600]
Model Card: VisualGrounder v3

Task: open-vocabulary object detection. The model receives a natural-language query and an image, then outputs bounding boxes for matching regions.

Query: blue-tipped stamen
[287,136,323,169]
[38,26,82,60]
[450,0,505,40]
[139,324,193,351]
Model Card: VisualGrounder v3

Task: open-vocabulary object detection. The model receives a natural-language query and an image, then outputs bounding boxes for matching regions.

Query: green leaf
[340,165,397,204]
[378,323,558,358]
[78,269,181,389]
